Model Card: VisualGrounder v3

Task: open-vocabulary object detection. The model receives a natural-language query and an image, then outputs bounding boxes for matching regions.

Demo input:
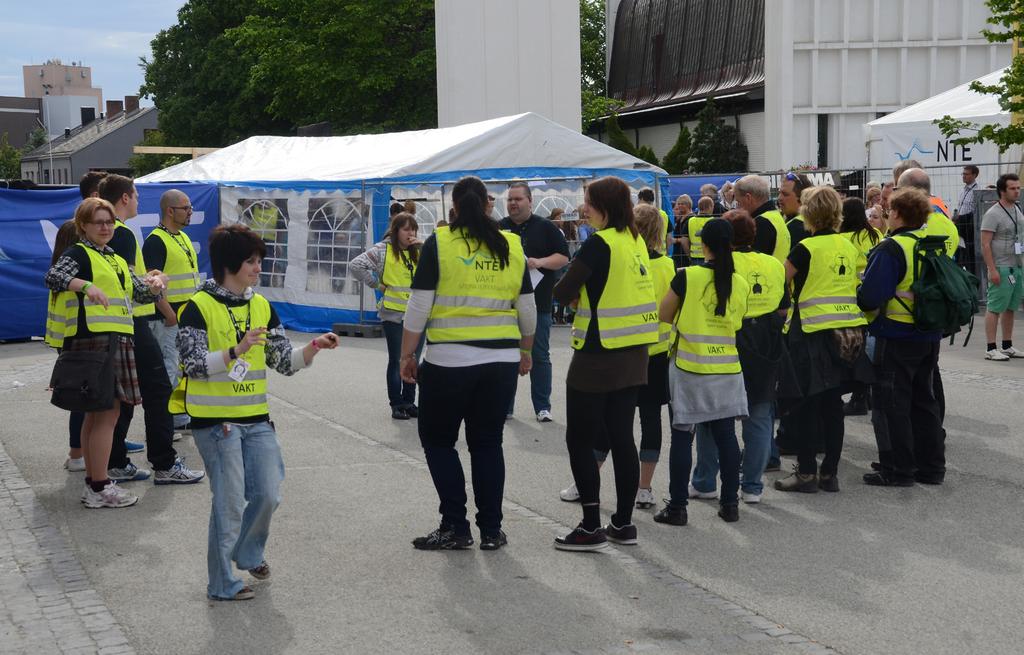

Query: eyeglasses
[88,219,116,227]
[171,205,193,212]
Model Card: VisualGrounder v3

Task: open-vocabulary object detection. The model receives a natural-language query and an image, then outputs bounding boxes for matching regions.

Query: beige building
[23,59,103,106]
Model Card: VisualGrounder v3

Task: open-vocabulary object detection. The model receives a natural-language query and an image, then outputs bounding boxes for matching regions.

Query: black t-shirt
[177,296,283,428]
[108,224,138,266]
[497,214,569,312]
[752,201,780,257]
[786,215,809,246]
[412,234,533,349]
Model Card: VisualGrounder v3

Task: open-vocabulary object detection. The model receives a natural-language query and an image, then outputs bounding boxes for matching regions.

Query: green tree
[662,125,692,174]
[24,128,48,152]
[580,0,622,129]
[605,113,637,155]
[226,0,436,135]
[937,0,1024,150]
[140,1,290,147]
[127,130,187,177]
[689,99,748,173]
[0,133,21,179]
[636,145,661,168]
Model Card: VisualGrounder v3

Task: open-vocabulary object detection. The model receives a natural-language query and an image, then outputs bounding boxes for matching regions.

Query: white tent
[137,113,665,332]
[866,68,1016,171]
[137,112,665,183]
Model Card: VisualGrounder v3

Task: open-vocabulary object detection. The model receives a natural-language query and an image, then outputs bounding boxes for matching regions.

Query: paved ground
[0,327,1021,655]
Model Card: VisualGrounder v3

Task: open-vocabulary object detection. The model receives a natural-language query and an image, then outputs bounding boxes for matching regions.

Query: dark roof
[607,0,765,115]
[21,107,156,160]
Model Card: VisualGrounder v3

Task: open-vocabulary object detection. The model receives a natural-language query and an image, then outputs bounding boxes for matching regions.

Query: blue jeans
[150,319,189,429]
[382,320,421,408]
[670,417,741,506]
[193,422,285,600]
[691,402,774,495]
[508,311,552,414]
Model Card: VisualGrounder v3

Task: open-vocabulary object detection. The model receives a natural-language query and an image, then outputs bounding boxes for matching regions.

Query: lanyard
[1000,203,1020,242]
[960,183,976,207]
[399,249,414,274]
[85,244,132,311]
[159,225,195,268]
[225,302,251,343]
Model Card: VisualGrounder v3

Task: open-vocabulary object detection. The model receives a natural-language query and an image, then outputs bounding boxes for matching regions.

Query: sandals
[248,561,271,580]
[210,586,255,601]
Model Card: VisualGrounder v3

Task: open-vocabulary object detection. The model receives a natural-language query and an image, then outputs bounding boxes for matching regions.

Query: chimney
[124,95,139,113]
[64,128,71,138]
[105,100,123,120]
[80,106,95,125]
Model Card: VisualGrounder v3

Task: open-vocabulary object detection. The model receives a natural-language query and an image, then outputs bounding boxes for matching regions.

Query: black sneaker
[764,459,782,472]
[604,521,638,545]
[479,530,508,551]
[818,474,840,493]
[843,398,868,416]
[412,526,473,550]
[717,504,739,523]
[914,472,944,485]
[653,503,687,526]
[863,472,914,487]
[554,523,608,552]
[392,407,410,420]
[403,404,419,418]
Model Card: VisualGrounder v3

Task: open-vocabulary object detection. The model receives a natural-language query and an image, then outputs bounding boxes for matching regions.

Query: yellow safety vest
[882,229,927,324]
[687,215,712,260]
[658,209,670,255]
[673,266,748,374]
[759,209,792,263]
[426,227,525,344]
[572,228,659,350]
[44,291,80,348]
[648,252,676,355]
[381,244,416,313]
[840,228,883,278]
[787,233,867,333]
[114,220,154,317]
[732,250,785,318]
[171,290,272,418]
[146,227,201,304]
[250,204,279,242]
[923,211,958,258]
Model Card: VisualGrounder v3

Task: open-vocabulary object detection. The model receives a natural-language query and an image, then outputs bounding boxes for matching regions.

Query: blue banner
[0,183,219,341]
[664,175,743,207]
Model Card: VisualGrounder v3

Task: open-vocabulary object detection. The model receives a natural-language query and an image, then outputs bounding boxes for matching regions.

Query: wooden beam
[131,146,219,158]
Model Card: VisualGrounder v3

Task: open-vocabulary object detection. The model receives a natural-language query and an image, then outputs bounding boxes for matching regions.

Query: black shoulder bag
[49,334,118,412]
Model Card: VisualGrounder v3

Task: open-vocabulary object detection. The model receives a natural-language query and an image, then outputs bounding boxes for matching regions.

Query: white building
[434,0,582,132]
[601,0,1011,171]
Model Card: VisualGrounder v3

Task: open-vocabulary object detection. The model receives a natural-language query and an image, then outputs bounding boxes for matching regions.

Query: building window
[817,115,829,169]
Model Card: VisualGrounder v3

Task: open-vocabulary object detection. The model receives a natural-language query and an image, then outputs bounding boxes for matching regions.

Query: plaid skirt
[62,334,141,406]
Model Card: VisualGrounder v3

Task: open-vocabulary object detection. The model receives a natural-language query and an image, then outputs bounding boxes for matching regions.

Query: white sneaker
[80,483,91,503]
[536,409,553,423]
[688,483,719,500]
[741,491,763,504]
[83,482,138,509]
[153,457,205,485]
[559,482,580,502]
[172,432,183,442]
[635,487,656,508]
[64,457,85,472]
[986,349,1010,361]
[1002,346,1024,358]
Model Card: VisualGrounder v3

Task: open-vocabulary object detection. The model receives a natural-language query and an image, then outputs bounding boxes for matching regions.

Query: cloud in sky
[0,1,185,104]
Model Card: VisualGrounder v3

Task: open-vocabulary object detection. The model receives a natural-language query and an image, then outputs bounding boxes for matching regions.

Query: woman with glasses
[45,198,168,509]
[350,212,424,419]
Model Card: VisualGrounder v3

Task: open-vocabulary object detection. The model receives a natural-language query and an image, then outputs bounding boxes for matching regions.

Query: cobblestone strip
[0,442,136,655]
[274,395,841,655]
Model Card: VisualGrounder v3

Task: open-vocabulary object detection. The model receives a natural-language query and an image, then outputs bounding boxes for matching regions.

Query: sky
[0,1,186,105]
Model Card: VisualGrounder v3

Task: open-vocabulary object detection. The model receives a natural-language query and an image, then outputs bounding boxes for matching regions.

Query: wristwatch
[228,346,237,360]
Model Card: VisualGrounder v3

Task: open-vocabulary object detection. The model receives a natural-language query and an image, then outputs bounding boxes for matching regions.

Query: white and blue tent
[139,112,665,332]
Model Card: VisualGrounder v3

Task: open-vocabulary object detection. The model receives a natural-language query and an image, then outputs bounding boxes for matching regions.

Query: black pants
[873,338,944,481]
[566,384,640,526]
[417,361,517,536]
[109,318,176,471]
[793,387,845,476]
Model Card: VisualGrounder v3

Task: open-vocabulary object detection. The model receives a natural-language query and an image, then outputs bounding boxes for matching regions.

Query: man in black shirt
[499,182,569,422]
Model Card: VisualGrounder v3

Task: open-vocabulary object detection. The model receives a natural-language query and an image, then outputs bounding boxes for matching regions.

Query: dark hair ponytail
[450,176,510,268]
[708,239,734,317]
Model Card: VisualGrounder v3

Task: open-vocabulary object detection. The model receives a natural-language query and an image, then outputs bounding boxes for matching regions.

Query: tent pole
[359,179,366,325]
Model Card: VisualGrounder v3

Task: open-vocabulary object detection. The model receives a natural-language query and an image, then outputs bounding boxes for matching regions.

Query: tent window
[238,199,289,288]
[306,198,366,294]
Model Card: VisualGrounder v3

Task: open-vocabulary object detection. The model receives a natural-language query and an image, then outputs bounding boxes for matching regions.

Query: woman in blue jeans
[689,210,789,504]
[350,212,423,419]
[175,224,338,601]
[654,219,749,526]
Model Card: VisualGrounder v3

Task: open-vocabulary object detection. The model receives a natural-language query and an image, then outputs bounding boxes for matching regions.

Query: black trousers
[793,387,845,476]
[417,361,517,536]
[872,338,944,481]
[566,384,640,526]
[109,318,177,471]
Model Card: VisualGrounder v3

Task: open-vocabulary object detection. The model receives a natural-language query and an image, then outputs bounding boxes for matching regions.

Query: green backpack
[894,234,980,340]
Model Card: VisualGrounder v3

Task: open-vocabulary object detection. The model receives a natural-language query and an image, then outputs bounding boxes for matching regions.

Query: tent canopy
[138,112,666,184]
[868,68,1009,129]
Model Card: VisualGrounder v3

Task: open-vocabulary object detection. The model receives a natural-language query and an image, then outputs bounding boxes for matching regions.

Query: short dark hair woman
[175,223,339,600]
[400,176,535,551]
[44,197,167,509]
[841,197,883,277]
[350,212,424,419]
